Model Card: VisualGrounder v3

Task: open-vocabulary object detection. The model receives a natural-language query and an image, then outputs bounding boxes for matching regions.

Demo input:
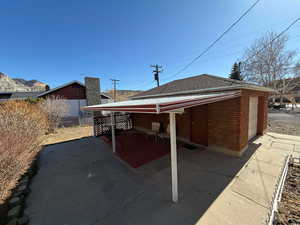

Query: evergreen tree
[229,62,242,80]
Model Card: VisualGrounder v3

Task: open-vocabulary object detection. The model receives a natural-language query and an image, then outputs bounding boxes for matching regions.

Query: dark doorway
[191,105,208,146]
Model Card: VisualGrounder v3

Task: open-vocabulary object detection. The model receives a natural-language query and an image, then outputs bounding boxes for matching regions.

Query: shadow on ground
[25,136,260,225]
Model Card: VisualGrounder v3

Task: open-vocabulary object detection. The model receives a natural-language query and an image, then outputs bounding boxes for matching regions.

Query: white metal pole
[169,112,178,203]
[92,112,96,137]
[111,112,116,153]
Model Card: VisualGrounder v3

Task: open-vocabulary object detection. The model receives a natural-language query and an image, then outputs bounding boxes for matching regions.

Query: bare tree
[39,96,69,132]
[241,32,300,103]
[293,62,300,77]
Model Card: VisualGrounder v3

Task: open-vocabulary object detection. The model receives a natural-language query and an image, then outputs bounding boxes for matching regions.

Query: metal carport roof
[82,91,241,113]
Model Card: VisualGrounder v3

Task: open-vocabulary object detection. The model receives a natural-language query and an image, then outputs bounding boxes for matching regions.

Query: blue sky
[1,0,300,91]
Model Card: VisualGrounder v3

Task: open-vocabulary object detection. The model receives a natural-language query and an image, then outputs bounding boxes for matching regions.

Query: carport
[82,91,240,202]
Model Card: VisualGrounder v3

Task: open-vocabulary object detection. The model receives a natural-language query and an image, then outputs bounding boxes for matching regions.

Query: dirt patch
[268,111,300,136]
[276,159,300,224]
[43,126,93,145]
[268,120,300,136]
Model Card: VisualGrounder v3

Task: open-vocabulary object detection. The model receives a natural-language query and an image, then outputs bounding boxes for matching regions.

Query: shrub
[0,101,48,203]
[38,96,69,132]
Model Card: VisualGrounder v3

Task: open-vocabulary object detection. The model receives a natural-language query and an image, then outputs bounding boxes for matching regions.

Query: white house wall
[65,99,87,117]
[65,98,112,117]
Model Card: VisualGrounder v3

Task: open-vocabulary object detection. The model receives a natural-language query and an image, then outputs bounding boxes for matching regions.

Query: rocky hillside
[104,90,142,101]
[0,72,47,92]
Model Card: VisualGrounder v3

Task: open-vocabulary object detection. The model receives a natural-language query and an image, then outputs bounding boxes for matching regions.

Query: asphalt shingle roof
[0,91,43,100]
[132,74,250,99]
[11,92,43,99]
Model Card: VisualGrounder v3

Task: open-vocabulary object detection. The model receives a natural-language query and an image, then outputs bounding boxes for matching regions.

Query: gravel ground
[275,159,300,224]
[268,110,300,136]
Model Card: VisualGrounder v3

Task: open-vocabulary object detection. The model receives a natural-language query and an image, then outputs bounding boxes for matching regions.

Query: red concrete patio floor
[101,131,170,168]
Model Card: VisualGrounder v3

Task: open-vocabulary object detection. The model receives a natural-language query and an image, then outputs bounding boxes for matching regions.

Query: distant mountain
[104,90,143,101]
[0,72,47,92]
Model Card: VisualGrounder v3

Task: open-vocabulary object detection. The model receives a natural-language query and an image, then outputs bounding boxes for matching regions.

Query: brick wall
[258,95,268,134]
[176,110,192,140]
[132,111,192,141]
[207,90,268,153]
[239,95,249,150]
[132,113,169,132]
[190,105,208,146]
[207,98,241,152]
[131,105,208,145]
[131,89,269,155]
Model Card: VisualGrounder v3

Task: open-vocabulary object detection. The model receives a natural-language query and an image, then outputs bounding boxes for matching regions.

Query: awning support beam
[169,112,178,203]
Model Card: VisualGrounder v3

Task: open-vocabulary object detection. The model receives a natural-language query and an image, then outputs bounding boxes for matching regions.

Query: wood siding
[41,83,86,99]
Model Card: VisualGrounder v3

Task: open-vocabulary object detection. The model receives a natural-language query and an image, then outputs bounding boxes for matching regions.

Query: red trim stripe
[82,91,241,113]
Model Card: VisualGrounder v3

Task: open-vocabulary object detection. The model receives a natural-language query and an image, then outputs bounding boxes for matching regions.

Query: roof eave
[131,85,276,100]
[37,80,84,97]
[100,93,112,99]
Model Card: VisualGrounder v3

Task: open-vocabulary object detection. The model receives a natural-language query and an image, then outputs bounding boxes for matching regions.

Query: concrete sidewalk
[24,133,299,225]
[196,132,300,225]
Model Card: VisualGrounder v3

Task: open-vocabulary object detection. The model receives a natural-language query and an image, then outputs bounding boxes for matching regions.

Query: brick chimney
[84,77,101,106]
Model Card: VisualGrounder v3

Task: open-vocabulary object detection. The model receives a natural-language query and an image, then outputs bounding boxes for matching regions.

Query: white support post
[111,112,116,153]
[92,112,96,137]
[169,112,178,203]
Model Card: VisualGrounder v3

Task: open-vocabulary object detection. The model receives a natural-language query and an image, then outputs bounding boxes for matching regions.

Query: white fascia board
[131,85,275,100]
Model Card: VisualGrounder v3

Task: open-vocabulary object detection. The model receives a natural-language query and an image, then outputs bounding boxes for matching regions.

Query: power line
[161,17,300,84]
[158,21,300,83]
[127,10,300,91]
[129,79,156,90]
[243,17,300,63]
[162,0,261,82]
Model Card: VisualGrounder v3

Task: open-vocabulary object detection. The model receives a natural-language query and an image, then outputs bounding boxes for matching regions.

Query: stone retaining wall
[1,157,39,225]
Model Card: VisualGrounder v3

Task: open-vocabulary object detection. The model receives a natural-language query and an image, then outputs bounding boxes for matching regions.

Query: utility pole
[110,78,119,154]
[110,79,120,102]
[151,65,163,87]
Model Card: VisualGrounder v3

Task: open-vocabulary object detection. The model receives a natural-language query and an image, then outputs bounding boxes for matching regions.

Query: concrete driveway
[25,133,299,225]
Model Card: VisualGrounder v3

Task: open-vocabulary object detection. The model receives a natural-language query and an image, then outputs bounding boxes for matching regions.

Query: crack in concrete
[231,189,269,209]
[95,190,146,224]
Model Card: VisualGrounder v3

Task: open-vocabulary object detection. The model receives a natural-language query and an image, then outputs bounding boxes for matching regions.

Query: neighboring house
[289,77,300,102]
[83,73,275,203]
[0,91,44,100]
[0,78,112,117]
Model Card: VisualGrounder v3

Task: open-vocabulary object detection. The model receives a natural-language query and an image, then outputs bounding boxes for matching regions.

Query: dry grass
[276,160,300,224]
[268,120,300,136]
[43,126,93,145]
[0,101,48,204]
